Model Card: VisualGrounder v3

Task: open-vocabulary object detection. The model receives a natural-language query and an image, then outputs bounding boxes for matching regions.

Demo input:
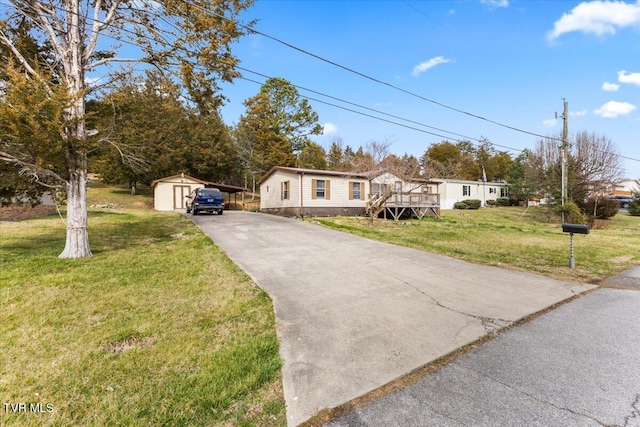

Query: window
[316,179,326,198]
[281,181,289,200]
[500,187,509,198]
[463,185,471,196]
[350,182,362,200]
[311,179,330,199]
[489,187,496,194]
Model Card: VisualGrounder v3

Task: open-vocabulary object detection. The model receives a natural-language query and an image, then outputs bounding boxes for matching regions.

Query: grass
[313,206,640,283]
[0,186,286,426]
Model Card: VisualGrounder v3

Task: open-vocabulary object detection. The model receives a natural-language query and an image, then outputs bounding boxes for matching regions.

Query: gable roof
[151,174,208,187]
[151,174,248,193]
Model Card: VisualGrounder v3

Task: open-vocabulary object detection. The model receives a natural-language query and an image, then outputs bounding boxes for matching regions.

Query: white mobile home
[259,167,439,218]
[431,178,509,210]
[259,167,370,217]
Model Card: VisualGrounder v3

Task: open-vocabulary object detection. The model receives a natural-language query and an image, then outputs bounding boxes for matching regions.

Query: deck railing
[369,192,440,207]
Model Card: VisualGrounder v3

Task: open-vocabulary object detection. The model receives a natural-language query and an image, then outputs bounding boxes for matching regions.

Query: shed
[151,174,248,211]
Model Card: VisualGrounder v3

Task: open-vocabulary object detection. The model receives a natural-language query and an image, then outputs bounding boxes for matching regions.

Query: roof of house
[429,178,508,185]
[151,174,248,193]
[258,166,432,185]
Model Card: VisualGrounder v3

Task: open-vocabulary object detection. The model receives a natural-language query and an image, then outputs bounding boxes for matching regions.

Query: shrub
[486,200,498,207]
[629,195,640,216]
[464,199,482,209]
[496,197,511,206]
[583,198,619,220]
[555,200,586,224]
[454,199,481,210]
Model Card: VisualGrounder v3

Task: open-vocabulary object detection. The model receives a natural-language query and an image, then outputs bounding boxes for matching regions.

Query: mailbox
[562,224,590,234]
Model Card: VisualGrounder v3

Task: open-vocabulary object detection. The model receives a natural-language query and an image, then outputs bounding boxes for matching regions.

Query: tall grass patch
[0,210,285,426]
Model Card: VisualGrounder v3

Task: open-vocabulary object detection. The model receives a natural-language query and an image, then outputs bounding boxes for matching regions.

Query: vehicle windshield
[198,189,220,196]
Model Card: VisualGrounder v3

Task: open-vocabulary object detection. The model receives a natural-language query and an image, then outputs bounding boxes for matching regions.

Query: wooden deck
[367,192,440,220]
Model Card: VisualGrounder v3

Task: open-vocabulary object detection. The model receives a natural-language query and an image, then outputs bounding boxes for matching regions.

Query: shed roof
[151,174,248,194]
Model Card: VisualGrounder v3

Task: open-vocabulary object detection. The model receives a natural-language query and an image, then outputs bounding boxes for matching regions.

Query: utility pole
[559,99,569,223]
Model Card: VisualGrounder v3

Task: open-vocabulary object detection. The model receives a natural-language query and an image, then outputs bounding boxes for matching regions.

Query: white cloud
[602,82,620,91]
[323,122,338,134]
[593,100,637,118]
[543,118,558,127]
[411,56,452,77]
[481,0,509,8]
[570,109,588,116]
[618,70,640,86]
[547,0,640,40]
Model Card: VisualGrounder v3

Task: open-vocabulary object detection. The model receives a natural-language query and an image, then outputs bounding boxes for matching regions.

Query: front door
[173,185,190,209]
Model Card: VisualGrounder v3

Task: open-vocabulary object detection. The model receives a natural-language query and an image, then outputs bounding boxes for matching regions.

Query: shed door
[173,185,190,209]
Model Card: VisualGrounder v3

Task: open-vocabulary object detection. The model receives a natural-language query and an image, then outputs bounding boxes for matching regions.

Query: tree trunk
[58,0,92,259]
[59,167,92,258]
[130,180,137,195]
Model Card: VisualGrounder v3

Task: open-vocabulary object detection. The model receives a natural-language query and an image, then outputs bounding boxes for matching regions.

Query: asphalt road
[189,211,594,426]
[326,278,640,426]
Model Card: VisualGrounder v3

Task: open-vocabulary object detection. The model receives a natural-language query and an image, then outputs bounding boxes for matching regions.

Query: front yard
[0,199,286,426]
[314,206,639,283]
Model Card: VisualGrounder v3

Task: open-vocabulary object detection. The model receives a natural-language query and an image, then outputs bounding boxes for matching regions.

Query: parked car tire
[622,202,630,209]
[218,210,223,215]
[192,209,198,215]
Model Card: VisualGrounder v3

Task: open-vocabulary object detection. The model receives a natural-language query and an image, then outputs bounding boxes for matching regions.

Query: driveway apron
[190,211,594,426]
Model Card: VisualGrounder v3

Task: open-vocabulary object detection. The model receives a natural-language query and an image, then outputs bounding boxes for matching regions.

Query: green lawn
[0,193,286,426]
[313,207,640,283]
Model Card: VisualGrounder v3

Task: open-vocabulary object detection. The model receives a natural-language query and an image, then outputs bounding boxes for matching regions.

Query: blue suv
[186,188,225,215]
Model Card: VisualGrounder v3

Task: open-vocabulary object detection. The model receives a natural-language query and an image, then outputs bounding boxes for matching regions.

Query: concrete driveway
[189,211,594,426]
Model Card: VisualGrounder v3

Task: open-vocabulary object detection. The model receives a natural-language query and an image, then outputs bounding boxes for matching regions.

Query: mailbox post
[562,224,590,268]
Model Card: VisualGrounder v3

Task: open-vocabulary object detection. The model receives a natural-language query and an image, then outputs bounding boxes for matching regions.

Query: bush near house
[454,199,482,210]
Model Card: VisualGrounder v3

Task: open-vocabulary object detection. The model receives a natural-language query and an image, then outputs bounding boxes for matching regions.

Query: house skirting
[261,206,366,217]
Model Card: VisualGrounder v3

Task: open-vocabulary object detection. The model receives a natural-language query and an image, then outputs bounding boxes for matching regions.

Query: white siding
[301,175,367,208]
[260,170,369,210]
[436,180,508,209]
[260,170,300,210]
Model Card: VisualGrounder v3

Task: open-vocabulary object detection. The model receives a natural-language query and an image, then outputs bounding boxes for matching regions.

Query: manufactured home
[259,167,440,218]
[430,178,509,210]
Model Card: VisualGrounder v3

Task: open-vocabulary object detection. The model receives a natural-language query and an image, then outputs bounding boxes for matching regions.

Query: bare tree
[573,131,623,194]
[529,131,623,207]
[0,0,253,258]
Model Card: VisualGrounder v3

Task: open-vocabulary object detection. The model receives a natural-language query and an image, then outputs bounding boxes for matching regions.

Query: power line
[236,67,480,143]
[237,70,531,155]
[175,0,562,142]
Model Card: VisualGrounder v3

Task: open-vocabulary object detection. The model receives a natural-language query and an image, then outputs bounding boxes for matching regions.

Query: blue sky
[218,0,640,178]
